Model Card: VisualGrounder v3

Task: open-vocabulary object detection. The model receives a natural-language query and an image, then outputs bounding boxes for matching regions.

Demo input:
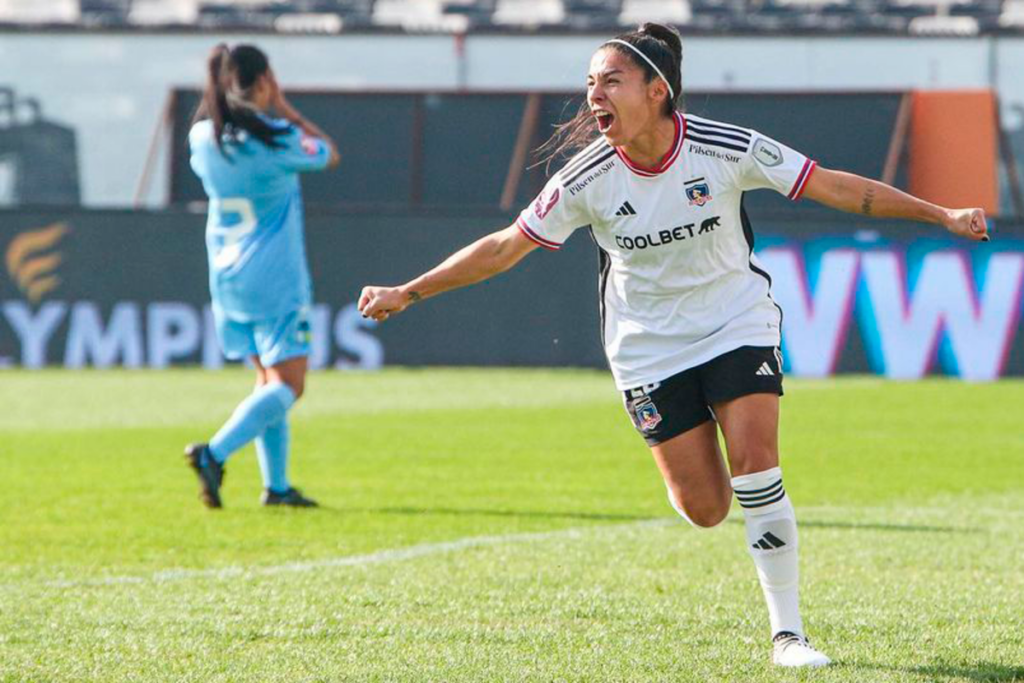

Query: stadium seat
[948,0,1004,30]
[0,0,79,23]
[442,0,498,28]
[197,1,280,29]
[562,0,621,29]
[199,0,280,8]
[751,0,805,24]
[764,0,857,31]
[619,0,691,25]
[128,0,201,25]
[889,0,971,8]
[879,0,974,27]
[813,4,863,30]
[373,0,470,31]
[774,0,850,8]
[739,9,794,30]
[492,0,566,27]
[909,12,980,32]
[777,0,862,31]
[686,0,741,30]
[274,11,345,31]
[876,0,935,28]
[320,0,375,27]
[79,0,132,24]
[1000,0,1024,26]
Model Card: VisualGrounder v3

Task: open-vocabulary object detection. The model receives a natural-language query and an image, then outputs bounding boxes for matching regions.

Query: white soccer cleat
[772,631,832,668]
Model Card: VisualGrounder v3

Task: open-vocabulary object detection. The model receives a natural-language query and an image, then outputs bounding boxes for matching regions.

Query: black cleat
[184,443,224,509]
[261,487,318,508]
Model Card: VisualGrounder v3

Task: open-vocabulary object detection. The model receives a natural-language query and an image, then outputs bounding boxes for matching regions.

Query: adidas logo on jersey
[752,532,787,551]
[756,362,775,376]
[614,201,637,217]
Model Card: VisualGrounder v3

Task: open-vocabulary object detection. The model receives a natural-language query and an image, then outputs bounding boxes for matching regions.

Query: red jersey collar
[614,112,686,178]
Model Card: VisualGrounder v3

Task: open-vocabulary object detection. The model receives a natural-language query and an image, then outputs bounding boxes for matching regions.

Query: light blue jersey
[189,116,331,321]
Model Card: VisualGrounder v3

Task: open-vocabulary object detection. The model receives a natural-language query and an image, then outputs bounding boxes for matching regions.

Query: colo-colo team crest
[685,177,713,207]
[634,396,663,432]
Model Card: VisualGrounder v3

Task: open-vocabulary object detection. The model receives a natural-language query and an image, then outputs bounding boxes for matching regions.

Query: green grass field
[1,369,1023,682]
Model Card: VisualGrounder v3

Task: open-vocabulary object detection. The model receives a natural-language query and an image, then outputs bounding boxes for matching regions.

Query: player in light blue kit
[185,44,339,509]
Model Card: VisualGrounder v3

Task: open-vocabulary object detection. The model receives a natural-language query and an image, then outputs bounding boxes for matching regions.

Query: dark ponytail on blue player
[535,23,683,172]
[194,43,287,155]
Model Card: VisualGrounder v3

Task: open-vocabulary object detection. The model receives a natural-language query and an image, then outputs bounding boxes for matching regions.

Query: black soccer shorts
[622,345,785,447]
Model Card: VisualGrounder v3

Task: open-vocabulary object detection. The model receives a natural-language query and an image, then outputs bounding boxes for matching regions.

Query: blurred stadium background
[1,0,1023,377]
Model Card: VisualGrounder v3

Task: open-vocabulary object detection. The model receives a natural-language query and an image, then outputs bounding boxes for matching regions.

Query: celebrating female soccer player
[358,24,988,666]
[185,44,339,509]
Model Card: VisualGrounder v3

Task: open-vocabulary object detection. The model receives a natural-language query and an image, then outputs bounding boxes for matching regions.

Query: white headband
[605,39,675,100]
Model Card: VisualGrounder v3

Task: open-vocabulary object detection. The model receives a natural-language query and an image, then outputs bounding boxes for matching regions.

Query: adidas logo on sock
[756,361,774,376]
[615,201,637,217]
[752,531,787,550]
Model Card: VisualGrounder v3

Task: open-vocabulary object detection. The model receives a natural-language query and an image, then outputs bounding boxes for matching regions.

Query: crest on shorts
[296,309,312,344]
[635,397,663,432]
[685,181,712,207]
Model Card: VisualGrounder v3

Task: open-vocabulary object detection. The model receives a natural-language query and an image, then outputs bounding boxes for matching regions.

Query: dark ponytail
[193,43,287,156]
[628,22,684,115]
[535,23,684,171]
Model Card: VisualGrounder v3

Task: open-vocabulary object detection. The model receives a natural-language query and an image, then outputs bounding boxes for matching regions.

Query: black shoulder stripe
[559,141,612,180]
[561,145,604,176]
[560,139,610,173]
[687,122,750,145]
[562,149,617,185]
[687,118,751,139]
[687,134,748,153]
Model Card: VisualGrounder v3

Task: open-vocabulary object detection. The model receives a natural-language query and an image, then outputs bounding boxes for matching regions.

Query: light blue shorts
[213,306,311,368]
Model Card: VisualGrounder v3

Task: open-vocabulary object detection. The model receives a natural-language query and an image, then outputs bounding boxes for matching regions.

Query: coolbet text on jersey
[516,114,816,390]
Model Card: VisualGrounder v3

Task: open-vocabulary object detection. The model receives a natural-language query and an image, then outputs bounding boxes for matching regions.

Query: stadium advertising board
[1,209,1022,379]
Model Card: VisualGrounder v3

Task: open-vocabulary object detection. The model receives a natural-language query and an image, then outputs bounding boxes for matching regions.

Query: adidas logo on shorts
[756,361,775,376]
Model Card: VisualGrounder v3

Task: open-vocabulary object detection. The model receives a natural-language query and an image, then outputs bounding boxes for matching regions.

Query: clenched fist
[944,208,990,242]
[358,286,415,322]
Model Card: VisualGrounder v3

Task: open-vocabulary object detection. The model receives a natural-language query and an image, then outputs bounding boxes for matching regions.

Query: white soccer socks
[731,467,804,639]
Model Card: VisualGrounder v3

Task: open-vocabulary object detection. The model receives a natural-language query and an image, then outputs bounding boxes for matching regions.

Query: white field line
[32,518,676,590]
[10,502,1017,590]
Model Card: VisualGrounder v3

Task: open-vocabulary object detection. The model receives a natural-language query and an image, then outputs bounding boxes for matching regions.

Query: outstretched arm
[358,225,540,322]
[802,167,989,242]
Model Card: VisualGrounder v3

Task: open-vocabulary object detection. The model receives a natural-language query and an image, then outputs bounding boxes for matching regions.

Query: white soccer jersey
[516,112,817,390]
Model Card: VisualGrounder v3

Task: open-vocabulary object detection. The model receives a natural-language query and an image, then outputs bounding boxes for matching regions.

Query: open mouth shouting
[594,110,615,134]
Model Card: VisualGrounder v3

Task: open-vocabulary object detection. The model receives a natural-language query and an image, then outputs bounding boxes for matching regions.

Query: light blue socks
[255,417,291,493]
[209,383,296,479]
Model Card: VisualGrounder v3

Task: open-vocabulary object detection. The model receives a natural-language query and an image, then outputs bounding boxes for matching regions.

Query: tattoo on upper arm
[408,291,422,304]
[861,187,876,216]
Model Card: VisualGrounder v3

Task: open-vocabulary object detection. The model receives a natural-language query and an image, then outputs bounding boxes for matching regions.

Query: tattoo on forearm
[861,187,876,216]
[408,291,422,304]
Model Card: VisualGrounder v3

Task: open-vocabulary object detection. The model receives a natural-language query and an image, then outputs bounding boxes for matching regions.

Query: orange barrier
[909,90,999,215]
